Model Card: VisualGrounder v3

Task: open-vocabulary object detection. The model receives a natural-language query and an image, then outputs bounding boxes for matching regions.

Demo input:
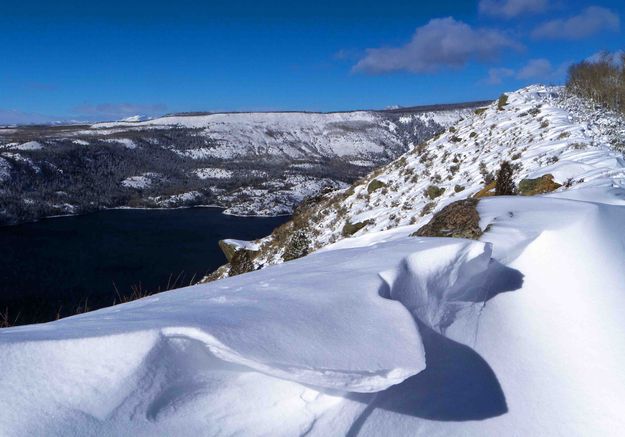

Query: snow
[192,167,233,179]
[0,157,11,181]
[94,109,470,160]
[120,115,149,122]
[12,140,43,150]
[1,152,41,173]
[350,159,374,167]
[4,85,625,434]
[121,175,152,189]
[105,138,137,149]
[151,191,202,207]
[248,85,625,257]
[421,191,625,436]
[1,237,503,433]
[121,173,161,189]
[222,176,348,216]
[4,186,625,434]
[222,238,260,251]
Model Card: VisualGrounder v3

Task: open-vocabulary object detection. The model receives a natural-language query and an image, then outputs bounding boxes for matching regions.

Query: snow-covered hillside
[88,108,475,181]
[2,86,625,435]
[0,105,477,224]
[217,85,625,273]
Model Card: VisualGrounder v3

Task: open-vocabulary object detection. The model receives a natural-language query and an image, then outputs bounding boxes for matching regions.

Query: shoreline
[1,204,292,228]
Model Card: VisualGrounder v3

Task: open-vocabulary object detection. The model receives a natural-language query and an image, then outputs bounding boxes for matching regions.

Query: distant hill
[0,102,484,225]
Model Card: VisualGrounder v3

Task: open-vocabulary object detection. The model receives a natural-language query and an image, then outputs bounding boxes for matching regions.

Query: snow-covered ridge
[238,85,625,270]
[91,108,472,160]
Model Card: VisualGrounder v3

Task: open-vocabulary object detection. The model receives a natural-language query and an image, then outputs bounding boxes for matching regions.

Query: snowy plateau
[2,86,625,435]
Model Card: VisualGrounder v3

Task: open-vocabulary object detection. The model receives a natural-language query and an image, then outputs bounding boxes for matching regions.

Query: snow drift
[0,235,497,435]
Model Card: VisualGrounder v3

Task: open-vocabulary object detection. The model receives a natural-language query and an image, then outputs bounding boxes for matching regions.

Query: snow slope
[0,236,498,435]
[330,191,625,436]
[3,189,625,435]
[237,85,625,269]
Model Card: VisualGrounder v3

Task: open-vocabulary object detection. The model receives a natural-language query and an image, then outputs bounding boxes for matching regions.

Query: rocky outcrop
[412,199,482,240]
[367,179,386,194]
[342,220,372,237]
[518,174,561,196]
[218,240,238,262]
[229,250,256,276]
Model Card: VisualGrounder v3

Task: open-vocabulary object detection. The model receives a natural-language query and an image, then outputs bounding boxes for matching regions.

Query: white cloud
[479,0,549,19]
[532,6,620,40]
[484,58,571,85]
[516,58,554,79]
[353,17,520,75]
[486,67,515,84]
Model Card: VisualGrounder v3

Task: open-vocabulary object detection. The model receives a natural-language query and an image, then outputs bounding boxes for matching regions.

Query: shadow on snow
[346,260,523,435]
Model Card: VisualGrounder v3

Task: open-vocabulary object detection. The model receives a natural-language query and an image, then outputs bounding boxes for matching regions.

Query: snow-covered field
[2,86,625,435]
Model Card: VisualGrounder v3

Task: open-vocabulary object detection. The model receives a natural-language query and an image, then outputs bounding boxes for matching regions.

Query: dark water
[0,208,288,325]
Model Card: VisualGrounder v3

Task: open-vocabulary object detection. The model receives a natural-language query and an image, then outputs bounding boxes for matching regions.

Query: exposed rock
[342,220,371,237]
[518,174,561,196]
[497,94,509,110]
[425,185,445,199]
[218,240,238,262]
[201,264,230,283]
[412,199,482,240]
[229,249,256,276]
[367,179,386,194]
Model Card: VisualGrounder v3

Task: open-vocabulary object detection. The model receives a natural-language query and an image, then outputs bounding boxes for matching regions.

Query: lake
[0,208,289,326]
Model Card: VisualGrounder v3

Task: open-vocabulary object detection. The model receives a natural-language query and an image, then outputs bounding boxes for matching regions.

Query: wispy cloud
[516,58,555,79]
[353,17,521,75]
[333,49,361,61]
[485,67,515,85]
[0,109,60,126]
[72,103,167,121]
[479,0,549,19]
[484,58,571,85]
[532,6,620,40]
[586,50,625,66]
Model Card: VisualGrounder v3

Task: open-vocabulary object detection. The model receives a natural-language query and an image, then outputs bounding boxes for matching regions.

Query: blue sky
[0,0,623,123]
